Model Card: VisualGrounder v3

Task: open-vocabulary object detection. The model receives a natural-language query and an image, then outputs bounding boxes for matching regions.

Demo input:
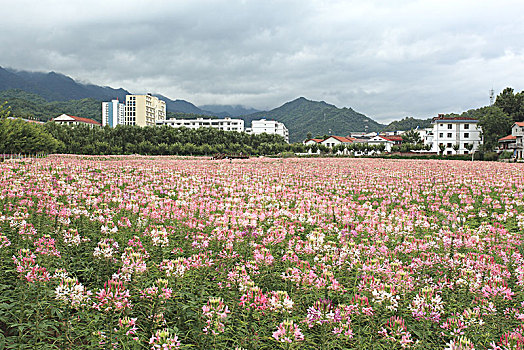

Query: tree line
[42,123,305,156]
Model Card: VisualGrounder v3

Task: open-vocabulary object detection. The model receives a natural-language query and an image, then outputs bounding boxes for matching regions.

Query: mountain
[0,89,101,122]
[154,94,213,115]
[242,97,384,143]
[4,67,130,101]
[382,116,432,131]
[1,67,214,115]
[198,104,261,117]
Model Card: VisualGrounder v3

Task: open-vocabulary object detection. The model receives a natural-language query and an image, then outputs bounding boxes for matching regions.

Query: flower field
[1,156,524,349]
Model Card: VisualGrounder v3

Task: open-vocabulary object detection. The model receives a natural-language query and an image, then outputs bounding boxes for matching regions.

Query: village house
[498,122,524,159]
[51,114,101,127]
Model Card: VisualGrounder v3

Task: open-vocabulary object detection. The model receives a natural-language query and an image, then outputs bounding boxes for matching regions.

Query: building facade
[124,94,166,127]
[157,117,244,132]
[247,119,289,142]
[427,115,482,155]
[102,99,125,127]
[498,122,524,159]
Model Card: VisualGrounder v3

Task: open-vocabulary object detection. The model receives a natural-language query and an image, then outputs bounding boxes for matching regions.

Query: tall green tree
[477,106,513,151]
[401,129,422,144]
[494,87,524,122]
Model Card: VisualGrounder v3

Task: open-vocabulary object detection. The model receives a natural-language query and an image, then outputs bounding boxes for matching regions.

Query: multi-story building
[102,99,125,127]
[247,119,289,143]
[124,94,166,127]
[427,115,482,155]
[157,117,244,132]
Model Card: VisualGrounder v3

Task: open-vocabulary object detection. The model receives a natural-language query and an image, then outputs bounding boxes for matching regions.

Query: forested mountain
[243,97,384,143]
[2,67,130,101]
[382,117,432,131]
[1,68,391,141]
[0,89,101,122]
[0,67,214,115]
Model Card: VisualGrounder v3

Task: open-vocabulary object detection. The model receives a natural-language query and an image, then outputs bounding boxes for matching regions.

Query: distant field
[1,156,524,349]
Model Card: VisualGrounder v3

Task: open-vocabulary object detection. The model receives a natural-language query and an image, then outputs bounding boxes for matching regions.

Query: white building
[365,135,394,152]
[248,119,289,143]
[102,99,125,127]
[320,136,355,148]
[427,115,482,155]
[157,117,244,132]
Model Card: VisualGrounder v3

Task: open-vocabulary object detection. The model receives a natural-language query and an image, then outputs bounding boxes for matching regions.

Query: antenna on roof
[489,88,494,106]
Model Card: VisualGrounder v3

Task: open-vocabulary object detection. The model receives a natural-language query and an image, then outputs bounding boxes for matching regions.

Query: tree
[438,144,446,155]
[477,106,513,151]
[0,101,11,120]
[465,143,474,161]
[401,129,422,145]
[452,144,460,154]
[306,132,313,140]
[495,87,524,122]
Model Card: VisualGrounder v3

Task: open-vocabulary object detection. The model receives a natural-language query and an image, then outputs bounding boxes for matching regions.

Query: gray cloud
[2,0,524,122]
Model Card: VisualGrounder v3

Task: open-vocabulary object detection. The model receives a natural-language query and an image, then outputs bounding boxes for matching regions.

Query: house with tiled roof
[320,135,355,148]
[51,114,101,127]
[498,122,524,159]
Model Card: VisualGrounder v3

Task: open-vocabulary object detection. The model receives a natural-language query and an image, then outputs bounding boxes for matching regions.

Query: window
[464,124,469,129]
[447,133,452,138]
[464,133,469,138]
[447,151,452,155]
[447,143,452,148]
[448,124,453,129]
[440,124,443,127]
[439,133,443,138]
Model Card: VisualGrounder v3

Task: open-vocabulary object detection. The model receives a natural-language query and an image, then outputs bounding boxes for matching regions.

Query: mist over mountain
[199,104,261,117]
[0,67,402,142]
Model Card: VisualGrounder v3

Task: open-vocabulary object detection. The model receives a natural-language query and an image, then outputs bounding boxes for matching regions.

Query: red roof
[53,114,101,126]
[382,135,403,141]
[516,122,524,127]
[433,115,478,121]
[326,136,355,143]
[69,115,101,126]
[499,135,516,142]
[304,138,323,143]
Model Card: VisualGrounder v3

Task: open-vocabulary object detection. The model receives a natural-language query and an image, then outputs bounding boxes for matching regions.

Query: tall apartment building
[102,99,125,127]
[124,94,166,127]
[428,115,482,155]
[157,117,244,132]
[247,119,289,143]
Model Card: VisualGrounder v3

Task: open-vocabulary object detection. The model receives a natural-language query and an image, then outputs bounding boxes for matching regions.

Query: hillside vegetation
[244,97,384,143]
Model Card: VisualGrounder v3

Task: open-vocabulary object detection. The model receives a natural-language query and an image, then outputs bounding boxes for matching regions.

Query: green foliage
[43,124,298,156]
[475,106,513,151]
[244,97,384,143]
[494,87,524,122]
[0,89,101,122]
[0,117,61,154]
[383,117,432,132]
[0,101,12,119]
[401,129,423,144]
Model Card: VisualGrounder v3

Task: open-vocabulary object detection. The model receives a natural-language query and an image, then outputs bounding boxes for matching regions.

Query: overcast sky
[2,0,524,122]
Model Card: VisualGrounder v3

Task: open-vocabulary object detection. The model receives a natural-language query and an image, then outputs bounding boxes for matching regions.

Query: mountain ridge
[0,67,413,142]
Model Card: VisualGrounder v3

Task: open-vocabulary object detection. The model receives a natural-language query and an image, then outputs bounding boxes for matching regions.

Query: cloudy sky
[2,0,524,122]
